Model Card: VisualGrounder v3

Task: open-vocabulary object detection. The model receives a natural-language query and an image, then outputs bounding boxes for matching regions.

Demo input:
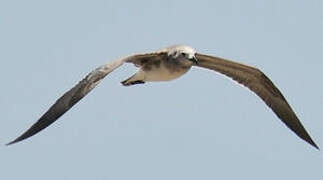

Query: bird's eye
[180,52,186,57]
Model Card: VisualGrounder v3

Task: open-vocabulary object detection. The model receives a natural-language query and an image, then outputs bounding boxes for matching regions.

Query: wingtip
[303,135,320,150]
[6,134,29,146]
[5,138,20,146]
[309,141,320,150]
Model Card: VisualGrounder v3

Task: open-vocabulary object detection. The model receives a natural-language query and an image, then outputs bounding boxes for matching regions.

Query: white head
[159,45,198,64]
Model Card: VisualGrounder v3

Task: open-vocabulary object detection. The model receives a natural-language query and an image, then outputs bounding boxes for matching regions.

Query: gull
[7,45,319,149]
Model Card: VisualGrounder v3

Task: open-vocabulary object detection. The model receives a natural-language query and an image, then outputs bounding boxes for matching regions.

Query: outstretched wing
[195,53,319,149]
[7,58,126,145]
[7,52,167,145]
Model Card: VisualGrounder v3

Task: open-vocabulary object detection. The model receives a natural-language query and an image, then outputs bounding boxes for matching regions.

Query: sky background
[1,0,322,179]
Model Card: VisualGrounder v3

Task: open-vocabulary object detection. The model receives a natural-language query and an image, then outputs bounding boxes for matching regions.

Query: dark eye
[180,52,186,57]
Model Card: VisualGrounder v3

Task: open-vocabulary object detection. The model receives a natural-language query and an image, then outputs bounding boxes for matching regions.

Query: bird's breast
[142,63,190,82]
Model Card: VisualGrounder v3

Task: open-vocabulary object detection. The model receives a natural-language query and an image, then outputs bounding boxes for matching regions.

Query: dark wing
[195,53,319,149]
[7,52,167,145]
[7,59,126,145]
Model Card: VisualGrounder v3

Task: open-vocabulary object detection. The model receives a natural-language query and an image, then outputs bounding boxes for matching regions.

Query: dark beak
[190,55,198,64]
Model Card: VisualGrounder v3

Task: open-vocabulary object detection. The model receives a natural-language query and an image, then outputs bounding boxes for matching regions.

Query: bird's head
[166,45,198,65]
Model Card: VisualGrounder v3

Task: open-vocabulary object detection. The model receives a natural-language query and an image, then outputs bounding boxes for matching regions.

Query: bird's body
[7,45,319,149]
[122,45,196,85]
[122,64,188,85]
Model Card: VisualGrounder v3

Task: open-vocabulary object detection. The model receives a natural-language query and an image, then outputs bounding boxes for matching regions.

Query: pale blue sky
[1,0,322,179]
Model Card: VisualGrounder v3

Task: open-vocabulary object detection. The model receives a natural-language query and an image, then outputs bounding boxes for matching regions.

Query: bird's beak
[190,55,198,64]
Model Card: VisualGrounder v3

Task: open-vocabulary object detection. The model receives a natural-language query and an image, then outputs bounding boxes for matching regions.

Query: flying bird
[7,45,319,149]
